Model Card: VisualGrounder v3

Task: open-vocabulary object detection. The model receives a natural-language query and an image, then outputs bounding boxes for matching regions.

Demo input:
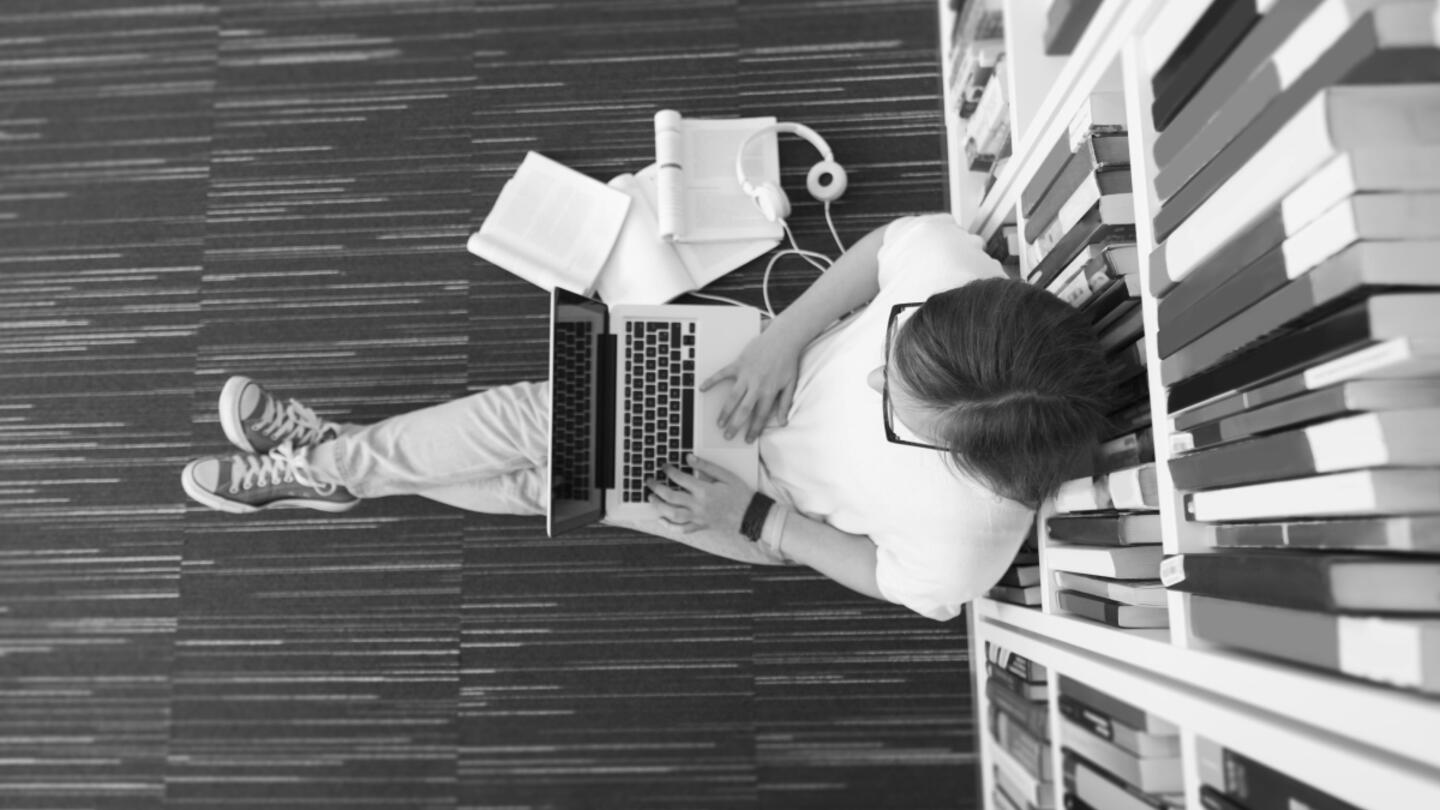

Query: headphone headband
[735,122,835,193]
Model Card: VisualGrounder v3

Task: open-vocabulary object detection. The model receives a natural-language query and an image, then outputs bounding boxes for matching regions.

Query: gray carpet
[0,1,976,807]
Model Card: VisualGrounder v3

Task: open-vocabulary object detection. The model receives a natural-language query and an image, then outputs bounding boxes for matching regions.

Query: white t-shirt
[758,214,1035,621]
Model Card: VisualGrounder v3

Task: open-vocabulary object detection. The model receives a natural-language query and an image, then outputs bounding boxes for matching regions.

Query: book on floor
[1047,512,1162,546]
[1162,550,1440,613]
[1155,3,1440,207]
[1174,378,1440,452]
[1149,83,1440,297]
[1211,515,1440,554]
[1184,467,1440,522]
[1058,694,1180,758]
[1061,716,1182,793]
[653,110,783,243]
[1048,543,1165,579]
[1188,592,1440,695]
[598,163,781,304]
[1058,590,1169,629]
[468,151,631,297]
[1054,571,1167,608]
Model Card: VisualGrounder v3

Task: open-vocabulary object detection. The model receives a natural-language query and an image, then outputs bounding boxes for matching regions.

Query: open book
[654,110,783,243]
[466,151,631,297]
[597,164,778,304]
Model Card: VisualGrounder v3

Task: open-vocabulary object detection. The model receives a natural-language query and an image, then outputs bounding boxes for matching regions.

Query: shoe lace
[229,441,339,496]
[255,397,337,445]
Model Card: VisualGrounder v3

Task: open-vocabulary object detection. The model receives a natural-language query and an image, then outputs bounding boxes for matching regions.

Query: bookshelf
[939,1,1440,808]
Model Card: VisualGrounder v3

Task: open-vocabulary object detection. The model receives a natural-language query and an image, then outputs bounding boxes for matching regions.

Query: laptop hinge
[595,332,617,491]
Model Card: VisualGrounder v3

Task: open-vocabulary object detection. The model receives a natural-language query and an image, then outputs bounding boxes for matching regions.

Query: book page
[469,151,630,294]
[627,163,779,290]
[594,172,696,305]
[654,112,784,243]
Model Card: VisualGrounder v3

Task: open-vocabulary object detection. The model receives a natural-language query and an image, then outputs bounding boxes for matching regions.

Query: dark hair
[890,277,1117,507]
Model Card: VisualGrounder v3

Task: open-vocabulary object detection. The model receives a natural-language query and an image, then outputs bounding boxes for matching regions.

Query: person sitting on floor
[181,214,1115,621]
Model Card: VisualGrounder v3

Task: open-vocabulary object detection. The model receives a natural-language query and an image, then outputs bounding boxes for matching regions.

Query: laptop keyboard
[621,319,697,503]
[552,319,594,501]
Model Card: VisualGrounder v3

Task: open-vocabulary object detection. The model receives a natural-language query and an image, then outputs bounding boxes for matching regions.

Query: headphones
[735,122,848,223]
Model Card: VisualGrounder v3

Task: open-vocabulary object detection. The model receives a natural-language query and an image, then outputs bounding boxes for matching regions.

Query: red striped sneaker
[219,375,342,453]
[181,441,358,514]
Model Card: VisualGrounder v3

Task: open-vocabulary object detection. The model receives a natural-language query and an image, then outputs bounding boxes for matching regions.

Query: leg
[305,381,549,502]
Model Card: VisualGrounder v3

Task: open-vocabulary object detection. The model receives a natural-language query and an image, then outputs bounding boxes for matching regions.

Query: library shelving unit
[938,1,1440,809]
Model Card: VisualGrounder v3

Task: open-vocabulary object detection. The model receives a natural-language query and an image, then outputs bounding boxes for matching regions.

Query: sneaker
[181,441,359,514]
[219,375,342,453]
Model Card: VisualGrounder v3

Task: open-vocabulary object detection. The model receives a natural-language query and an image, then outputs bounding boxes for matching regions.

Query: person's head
[866,277,1117,508]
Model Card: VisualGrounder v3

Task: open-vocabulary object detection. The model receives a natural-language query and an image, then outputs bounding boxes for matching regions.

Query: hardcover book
[1047,513,1162,546]
[1188,592,1440,694]
[1060,716,1183,793]
[1161,550,1440,613]
[1212,514,1440,553]
[1149,0,1259,132]
[1047,544,1164,579]
[1058,694,1180,757]
[1149,84,1440,297]
[1168,408,1440,490]
[1184,467,1440,522]
[1058,590,1169,629]
[1053,571,1167,608]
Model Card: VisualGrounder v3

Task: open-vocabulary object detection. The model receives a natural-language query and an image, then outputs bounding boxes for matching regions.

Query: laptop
[547,288,762,536]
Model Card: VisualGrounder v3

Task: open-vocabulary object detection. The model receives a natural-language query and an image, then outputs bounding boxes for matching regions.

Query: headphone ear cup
[807,159,847,203]
[751,182,791,223]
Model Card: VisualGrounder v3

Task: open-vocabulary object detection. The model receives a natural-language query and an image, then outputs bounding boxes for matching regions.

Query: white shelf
[978,611,1440,809]
[945,0,1440,807]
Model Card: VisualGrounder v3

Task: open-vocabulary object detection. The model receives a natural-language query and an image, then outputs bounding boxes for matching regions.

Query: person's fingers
[775,383,795,427]
[744,387,774,442]
[647,479,691,507]
[722,391,757,440]
[687,454,740,484]
[716,384,748,431]
[663,465,703,493]
[699,364,736,393]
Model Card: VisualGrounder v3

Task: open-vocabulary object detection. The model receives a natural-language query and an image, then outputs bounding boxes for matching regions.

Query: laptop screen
[548,289,611,536]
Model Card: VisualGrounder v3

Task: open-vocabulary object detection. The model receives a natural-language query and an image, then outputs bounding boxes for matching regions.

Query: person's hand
[700,325,804,443]
[646,454,754,535]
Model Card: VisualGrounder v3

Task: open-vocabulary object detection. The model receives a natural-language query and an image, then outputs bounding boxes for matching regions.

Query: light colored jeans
[305,381,790,566]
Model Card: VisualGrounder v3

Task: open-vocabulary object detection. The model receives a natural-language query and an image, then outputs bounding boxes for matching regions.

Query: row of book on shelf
[1149,0,1440,700]
[984,642,1363,810]
[978,0,1440,702]
[947,0,1009,195]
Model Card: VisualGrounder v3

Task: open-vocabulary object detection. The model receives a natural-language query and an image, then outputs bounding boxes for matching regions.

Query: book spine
[1223,748,1363,810]
[986,678,1051,742]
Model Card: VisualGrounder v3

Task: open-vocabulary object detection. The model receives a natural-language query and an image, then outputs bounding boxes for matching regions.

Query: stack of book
[1060,676,1182,810]
[988,524,1042,607]
[1145,0,1440,695]
[1195,737,1361,810]
[947,0,1010,191]
[987,643,1053,810]
[1018,91,1145,439]
[1047,440,1168,629]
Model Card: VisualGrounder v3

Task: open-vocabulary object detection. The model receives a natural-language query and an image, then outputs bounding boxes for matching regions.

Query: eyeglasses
[882,301,948,451]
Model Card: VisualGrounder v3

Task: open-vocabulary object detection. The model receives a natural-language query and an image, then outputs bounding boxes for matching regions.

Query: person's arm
[765,508,884,601]
[702,224,889,441]
[649,456,892,605]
